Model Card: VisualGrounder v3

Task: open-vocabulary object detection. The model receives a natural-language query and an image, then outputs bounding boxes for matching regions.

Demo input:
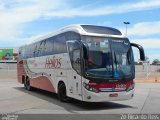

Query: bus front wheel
[58,83,71,102]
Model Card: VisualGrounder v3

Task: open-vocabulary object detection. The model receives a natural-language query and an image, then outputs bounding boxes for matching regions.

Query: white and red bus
[17,25,145,102]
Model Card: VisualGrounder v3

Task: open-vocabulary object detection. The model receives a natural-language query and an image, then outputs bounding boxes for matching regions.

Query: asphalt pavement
[0,79,160,113]
[0,77,160,120]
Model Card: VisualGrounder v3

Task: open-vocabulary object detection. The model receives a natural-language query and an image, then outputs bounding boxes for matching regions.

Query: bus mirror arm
[131,43,145,61]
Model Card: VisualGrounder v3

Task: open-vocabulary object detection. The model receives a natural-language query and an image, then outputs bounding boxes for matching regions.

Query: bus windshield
[82,36,135,79]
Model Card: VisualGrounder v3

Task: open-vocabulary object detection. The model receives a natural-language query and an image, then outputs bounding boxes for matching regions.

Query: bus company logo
[116,84,126,88]
[45,56,62,69]
[124,41,129,46]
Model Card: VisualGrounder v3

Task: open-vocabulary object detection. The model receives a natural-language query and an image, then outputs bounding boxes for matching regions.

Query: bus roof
[28,24,125,44]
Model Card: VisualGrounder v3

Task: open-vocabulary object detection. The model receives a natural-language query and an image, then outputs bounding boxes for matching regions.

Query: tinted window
[25,46,31,58]
[33,42,40,57]
[30,43,35,58]
[37,40,46,56]
[19,31,81,58]
[81,25,122,35]
[18,47,23,59]
[54,34,67,54]
[45,38,54,55]
[68,41,81,74]
[65,31,81,40]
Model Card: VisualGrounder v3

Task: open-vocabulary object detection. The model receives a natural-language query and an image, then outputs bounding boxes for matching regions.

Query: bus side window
[30,43,35,58]
[37,40,46,57]
[65,31,81,41]
[21,47,26,59]
[54,34,67,54]
[34,42,40,57]
[27,45,34,58]
[45,38,54,55]
[25,46,30,58]
[68,41,81,74]
[72,49,81,74]
[18,48,22,59]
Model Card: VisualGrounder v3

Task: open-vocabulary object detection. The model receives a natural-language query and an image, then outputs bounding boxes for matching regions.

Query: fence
[135,64,160,82]
[0,63,17,79]
[0,63,17,69]
[0,63,160,81]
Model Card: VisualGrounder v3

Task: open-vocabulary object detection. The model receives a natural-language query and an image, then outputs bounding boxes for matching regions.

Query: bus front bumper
[82,89,134,102]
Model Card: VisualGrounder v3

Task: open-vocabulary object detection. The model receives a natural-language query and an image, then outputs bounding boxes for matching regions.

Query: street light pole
[123,22,130,36]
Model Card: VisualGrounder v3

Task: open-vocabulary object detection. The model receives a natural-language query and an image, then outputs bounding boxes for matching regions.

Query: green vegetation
[152,59,160,65]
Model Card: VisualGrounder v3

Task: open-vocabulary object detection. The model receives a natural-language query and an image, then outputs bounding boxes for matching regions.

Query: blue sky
[0,0,160,62]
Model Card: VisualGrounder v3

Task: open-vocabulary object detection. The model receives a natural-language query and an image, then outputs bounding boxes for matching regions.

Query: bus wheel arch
[57,81,71,102]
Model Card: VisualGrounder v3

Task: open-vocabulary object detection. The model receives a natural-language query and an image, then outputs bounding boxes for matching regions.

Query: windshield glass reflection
[83,36,134,79]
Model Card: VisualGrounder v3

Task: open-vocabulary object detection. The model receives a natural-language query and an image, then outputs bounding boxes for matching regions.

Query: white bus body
[17,25,145,102]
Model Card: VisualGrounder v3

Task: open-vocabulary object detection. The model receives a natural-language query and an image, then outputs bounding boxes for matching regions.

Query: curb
[135,79,160,83]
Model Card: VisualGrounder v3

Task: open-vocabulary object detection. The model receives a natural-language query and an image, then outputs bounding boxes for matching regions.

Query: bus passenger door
[67,41,82,100]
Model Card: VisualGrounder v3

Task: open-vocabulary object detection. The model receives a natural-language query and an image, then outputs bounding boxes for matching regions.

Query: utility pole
[123,22,130,36]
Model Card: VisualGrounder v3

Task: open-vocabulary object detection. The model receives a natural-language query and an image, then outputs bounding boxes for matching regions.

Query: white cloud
[0,0,65,42]
[131,38,160,49]
[45,0,160,17]
[126,21,160,36]
[0,0,160,45]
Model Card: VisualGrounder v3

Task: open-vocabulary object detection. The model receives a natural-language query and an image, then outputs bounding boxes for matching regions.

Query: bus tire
[25,77,32,91]
[58,83,71,102]
[24,79,27,89]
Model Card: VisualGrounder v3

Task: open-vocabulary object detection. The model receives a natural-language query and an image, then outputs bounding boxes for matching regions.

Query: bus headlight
[83,82,99,93]
[126,82,135,92]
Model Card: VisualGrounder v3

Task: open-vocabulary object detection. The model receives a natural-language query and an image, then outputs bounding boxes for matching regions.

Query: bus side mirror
[131,43,145,61]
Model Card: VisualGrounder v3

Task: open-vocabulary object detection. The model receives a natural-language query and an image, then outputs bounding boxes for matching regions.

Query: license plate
[109,93,118,97]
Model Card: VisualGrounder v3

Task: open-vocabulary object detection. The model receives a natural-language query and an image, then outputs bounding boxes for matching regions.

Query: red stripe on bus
[17,60,27,83]
[30,76,56,93]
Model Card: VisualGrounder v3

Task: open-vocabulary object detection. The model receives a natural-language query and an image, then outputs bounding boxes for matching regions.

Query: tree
[134,61,139,65]
[145,56,150,63]
[152,59,160,65]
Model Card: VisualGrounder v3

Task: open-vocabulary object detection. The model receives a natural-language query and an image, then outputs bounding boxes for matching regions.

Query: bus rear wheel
[24,77,32,91]
[58,83,71,102]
